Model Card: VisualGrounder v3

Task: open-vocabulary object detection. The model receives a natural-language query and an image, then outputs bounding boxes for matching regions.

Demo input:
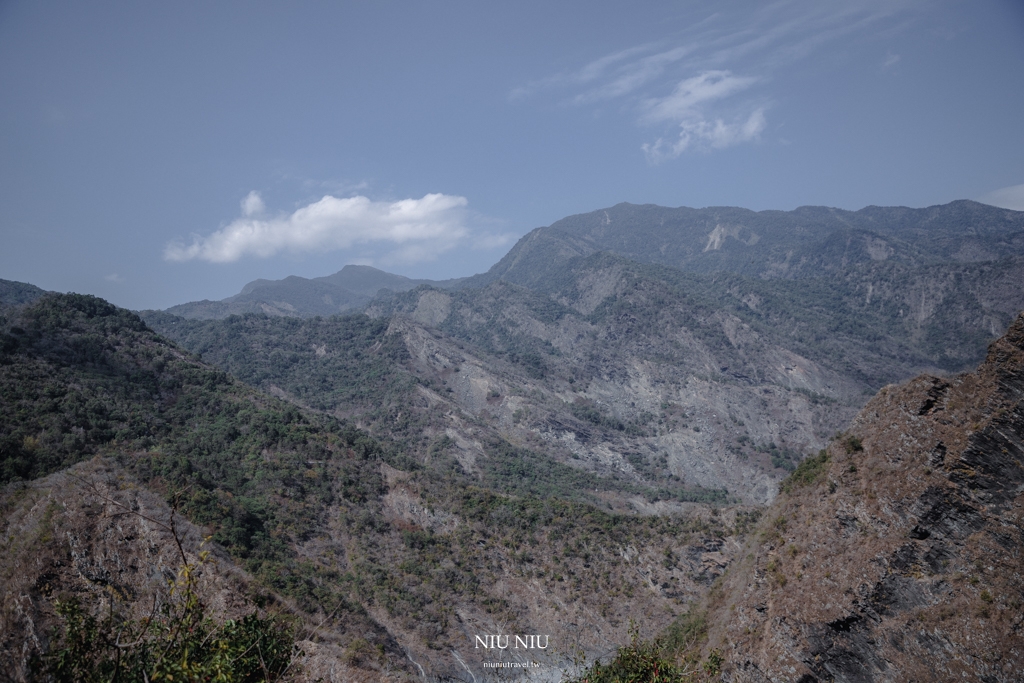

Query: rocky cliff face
[700,313,1024,682]
[372,275,861,505]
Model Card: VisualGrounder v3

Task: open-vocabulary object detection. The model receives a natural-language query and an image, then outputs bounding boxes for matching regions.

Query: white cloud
[104,273,123,283]
[165,193,471,264]
[643,107,767,162]
[640,70,758,124]
[638,71,765,161]
[979,183,1024,211]
[511,0,925,160]
[240,190,265,217]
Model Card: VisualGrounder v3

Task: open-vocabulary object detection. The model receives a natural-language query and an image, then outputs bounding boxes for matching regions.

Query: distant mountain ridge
[465,199,1024,291]
[159,200,1024,320]
[163,264,453,319]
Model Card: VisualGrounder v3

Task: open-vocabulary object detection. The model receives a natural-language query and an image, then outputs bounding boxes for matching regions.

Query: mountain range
[2,198,1023,681]
[145,200,1024,506]
[164,200,1024,321]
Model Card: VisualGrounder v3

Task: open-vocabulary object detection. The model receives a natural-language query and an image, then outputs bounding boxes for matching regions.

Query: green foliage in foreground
[779,449,830,493]
[38,553,295,683]
[567,615,722,683]
[570,636,689,682]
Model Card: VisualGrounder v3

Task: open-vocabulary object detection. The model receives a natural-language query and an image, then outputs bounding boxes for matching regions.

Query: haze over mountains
[166,200,1024,318]
[145,200,1024,506]
[2,199,1024,681]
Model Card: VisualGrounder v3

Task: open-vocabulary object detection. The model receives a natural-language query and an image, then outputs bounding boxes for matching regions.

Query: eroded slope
[697,313,1024,682]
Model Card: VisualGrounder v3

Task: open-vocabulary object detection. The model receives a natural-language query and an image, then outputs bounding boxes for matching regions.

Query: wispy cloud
[643,107,767,162]
[639,70,765,160]
[165,192,472,264]
[979,183,1024,211]
[511,0,922,160]
[573,46,696,104]
[508,44,657,101]
[640,70,758,124]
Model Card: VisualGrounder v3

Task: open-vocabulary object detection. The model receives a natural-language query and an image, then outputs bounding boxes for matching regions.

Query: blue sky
[1,0,1023,310]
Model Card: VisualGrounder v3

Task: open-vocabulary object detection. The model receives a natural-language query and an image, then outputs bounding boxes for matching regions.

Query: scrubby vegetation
[143,304,733,507]
[480,438,731,505]
[0,296,401,650]
[13,470,301,683]
[779,449,830,493]
[40,557,295,683]
[139,311,413,415]
[567,611,722,683]
[2,293,741,678]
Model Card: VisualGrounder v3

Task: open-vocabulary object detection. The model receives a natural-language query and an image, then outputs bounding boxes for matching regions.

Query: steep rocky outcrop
[699,313,1024,682]
[375,277,860,505]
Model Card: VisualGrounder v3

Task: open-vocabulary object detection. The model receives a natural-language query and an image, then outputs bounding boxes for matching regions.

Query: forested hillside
[2,293,744,680]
